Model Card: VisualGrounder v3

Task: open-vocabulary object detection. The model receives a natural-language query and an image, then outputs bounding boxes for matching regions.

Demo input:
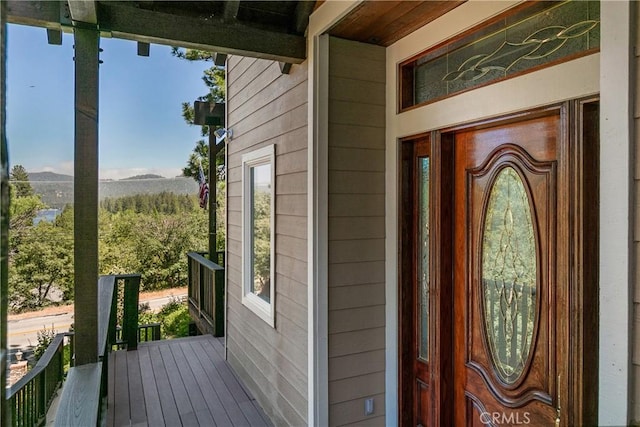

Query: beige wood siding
[226,56,308,426]
[327,37,386,426]
[634,3,640,421]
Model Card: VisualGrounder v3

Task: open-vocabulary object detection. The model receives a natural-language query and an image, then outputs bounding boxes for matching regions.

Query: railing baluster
[7,332,73,427]
[199,262,205,318]
[38,369,45,424]
[186,252,225,337]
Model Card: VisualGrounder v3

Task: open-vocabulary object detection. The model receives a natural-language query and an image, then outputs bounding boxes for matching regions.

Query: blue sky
[6,24,213,180]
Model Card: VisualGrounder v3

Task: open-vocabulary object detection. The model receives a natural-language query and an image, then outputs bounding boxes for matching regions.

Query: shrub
[33,327,56,362]
[157,296,183,317]
[161,305,190,338]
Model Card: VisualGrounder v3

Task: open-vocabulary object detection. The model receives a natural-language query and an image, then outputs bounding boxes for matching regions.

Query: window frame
[398,0,601,112]
[241,144,276,327]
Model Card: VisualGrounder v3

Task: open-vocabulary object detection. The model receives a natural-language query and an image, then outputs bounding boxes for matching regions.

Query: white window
[241,145,275,326]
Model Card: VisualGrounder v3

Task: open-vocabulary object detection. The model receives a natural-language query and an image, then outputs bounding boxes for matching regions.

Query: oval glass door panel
[481,166,537,384]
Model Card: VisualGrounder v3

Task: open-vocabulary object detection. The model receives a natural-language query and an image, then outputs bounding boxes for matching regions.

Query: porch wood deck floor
[107,335,272,427]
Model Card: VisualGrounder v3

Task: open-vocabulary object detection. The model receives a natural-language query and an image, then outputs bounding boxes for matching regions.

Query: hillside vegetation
[8,167,224,313]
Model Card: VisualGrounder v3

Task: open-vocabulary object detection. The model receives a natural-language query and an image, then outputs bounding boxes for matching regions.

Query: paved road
[7,293,187,358]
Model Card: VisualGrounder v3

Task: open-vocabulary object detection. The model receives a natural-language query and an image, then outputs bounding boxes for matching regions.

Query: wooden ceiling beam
[6,0,64,30]
[7,0,308,63]
[98,2,306,63]
[67,0,97,25]
[223,0,240,21]
[293,0,315,34]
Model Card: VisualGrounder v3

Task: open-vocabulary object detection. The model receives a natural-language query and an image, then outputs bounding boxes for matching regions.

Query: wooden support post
[213,268,224,337]
[0,2,9,425]
[208,130,217,259]
[121,275,140,350]
[73,27,100,366]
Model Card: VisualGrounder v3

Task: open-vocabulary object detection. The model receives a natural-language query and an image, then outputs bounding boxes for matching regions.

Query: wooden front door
[453,110,562,426]
[400,101,598,426]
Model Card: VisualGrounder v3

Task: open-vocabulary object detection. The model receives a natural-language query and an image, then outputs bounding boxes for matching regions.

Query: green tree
[10,164,33,197]
[171,48,226,132]
[171,48,226,182]
[99,201,208,291]
[8,193,45,252]
[132,212,208,290]
[10,221,73,310]
[173,48,227,254]
[99,209,140,276]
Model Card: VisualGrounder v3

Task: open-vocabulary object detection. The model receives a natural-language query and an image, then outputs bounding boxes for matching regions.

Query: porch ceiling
[327,0,466,46]
[6,0,316,63]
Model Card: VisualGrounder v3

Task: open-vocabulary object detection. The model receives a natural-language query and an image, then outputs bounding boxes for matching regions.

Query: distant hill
[28,176,198,209]
[121,174,165,180]
[28,171,73,182]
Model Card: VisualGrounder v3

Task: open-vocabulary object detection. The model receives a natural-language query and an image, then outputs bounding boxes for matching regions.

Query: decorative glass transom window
[399,1,600,111]
[242,145,275,326]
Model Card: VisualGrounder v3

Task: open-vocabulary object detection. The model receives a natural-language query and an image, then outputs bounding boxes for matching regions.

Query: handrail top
[98,275,116,357]
[7,332,70,398]
[187,251,224,271]
[54,362,102,427]
[99,273,142,280]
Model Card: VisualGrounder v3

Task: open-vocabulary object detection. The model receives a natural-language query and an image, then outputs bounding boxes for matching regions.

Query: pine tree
[171,48,226,181]
[10,164,33,197]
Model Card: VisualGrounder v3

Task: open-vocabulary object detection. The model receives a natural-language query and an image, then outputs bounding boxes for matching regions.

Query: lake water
[33,208,61,225]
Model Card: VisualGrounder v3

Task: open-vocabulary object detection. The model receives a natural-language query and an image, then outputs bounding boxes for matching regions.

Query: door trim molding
[598,2,632,424]
[398,101,599,425]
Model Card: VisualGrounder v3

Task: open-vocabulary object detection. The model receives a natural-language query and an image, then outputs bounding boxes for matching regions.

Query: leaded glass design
[405,1,600,108]
[482,167,537,384]
[418,158,430,361]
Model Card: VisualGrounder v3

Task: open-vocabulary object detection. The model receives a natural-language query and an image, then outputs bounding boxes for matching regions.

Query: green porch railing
[114,322,161,348]
[187,252,224,337]
[6,332,73,427]
[106,274,142,351]
[8,273,164,426]
[49,273,161,426]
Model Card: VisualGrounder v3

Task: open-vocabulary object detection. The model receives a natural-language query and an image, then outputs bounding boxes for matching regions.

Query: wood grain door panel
[399,100,598,426]
[454,111,562,426]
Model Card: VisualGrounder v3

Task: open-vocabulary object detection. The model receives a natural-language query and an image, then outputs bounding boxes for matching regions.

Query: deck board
[169,343,209,414]
[127,350,147,425]
[179,341,232,426]
[159,344,194,415]
[138,346,166,427]
[114,350,131,427]
[201,338,252,403]
[190,340,251,426]
[107,349,116,427]
[107,335,272,427]
[149,345,182,426]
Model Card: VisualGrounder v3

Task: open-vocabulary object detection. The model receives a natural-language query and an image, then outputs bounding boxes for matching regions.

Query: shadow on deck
[107,335,272,427]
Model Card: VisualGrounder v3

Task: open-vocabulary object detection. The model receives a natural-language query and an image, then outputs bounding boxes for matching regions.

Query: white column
[599,1,633,424]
